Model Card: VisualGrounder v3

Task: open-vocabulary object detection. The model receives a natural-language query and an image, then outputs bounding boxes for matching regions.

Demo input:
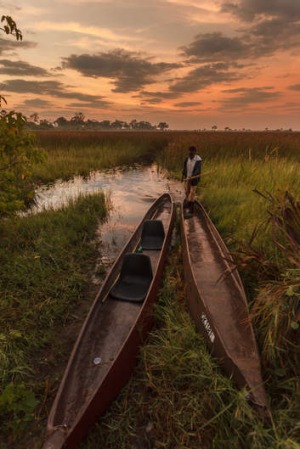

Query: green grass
[79,243,300,449]
[158,140,300,255]
[0,193,107,447]
[32,131,169,183]
[1,131,300,448]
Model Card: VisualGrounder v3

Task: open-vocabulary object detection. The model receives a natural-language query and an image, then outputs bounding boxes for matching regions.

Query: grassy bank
[0,131,299,448]
[32,131,169,183]
[158,137,300,251]
[80,242,299,449]
[0,193,107,449]
[32,130,300,184]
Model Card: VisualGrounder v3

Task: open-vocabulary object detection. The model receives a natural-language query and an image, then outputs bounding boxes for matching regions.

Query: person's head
[188,145,197,159]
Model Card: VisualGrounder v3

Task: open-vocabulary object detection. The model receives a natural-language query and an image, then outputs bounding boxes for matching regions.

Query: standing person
[182,145,202,215]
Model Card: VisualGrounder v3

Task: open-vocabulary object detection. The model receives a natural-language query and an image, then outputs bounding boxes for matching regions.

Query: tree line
[26,112,169,131]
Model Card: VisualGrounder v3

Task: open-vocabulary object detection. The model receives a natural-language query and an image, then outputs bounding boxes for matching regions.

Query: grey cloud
[169,63,243,93]
[141,98,163,104]
[288,84,300,91]
[182,19,300,64]
[20,98,52,108]
[221,0,300,21]
[181,1,300,66]
[138,90,182,104]
[62,49,180,93]
[2,79,63,95]
[2,79,110,104]
[140,91,181,100]
[0,37,36,55]
[220,87,282,108]
[174,101,202,107]
[249,18,300,56]
[0,59,50,77]
[67,100,112,108]
[181,32,250,62]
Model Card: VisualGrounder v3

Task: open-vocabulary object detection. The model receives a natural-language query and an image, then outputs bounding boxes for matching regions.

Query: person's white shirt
[186,155,201,178]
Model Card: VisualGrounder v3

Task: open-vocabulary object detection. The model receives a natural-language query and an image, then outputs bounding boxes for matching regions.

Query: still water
[30,164,183,273]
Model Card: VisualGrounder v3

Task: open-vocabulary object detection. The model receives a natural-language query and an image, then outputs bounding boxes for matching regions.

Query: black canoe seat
[140,220,165,250]
[110,253,153,302]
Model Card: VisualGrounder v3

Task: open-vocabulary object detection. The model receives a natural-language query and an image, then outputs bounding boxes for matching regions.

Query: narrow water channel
[29,163,183,275]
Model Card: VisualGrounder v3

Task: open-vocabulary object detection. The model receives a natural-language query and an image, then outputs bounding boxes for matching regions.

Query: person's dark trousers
[188,201,195,214]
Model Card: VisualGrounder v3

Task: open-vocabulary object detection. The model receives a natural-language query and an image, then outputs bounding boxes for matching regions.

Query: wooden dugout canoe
[42,193,175,449]
[180,201,270,416]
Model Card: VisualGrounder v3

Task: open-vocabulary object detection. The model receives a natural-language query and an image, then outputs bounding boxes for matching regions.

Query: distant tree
[70,112,85,126]
[130,119,138,129]
[54,116,69,127]
[99,120,111,129]
[157,122,169,131]
[212,125,218,131]
[39,119,53,129]
[136,120,154,130]
[85,119,99,129]
[29,112,40,124]
[111,119,123,129]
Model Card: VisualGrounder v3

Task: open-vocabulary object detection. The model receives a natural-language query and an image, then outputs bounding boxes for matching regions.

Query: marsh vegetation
[0,130,299,448]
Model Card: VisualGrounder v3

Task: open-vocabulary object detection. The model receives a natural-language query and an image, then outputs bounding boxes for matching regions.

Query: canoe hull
[43,194,175,449]
[180,201,269,415]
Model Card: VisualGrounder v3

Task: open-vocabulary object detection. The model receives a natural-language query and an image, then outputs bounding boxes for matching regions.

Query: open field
[0,131,299,448]
[33,130,300,182]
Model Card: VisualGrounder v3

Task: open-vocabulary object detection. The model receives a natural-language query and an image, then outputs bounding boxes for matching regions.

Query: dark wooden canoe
[180,200,270,416]
[42,193,175,449]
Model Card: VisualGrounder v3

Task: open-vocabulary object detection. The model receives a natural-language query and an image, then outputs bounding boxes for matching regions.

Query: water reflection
[30,164,183,277]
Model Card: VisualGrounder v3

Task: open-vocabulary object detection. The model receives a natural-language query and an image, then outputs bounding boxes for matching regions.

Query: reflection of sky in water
[30,164,183,275]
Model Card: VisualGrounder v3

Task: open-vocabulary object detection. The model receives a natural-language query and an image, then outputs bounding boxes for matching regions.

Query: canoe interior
[181,201,269,413]
[46,194,174,440]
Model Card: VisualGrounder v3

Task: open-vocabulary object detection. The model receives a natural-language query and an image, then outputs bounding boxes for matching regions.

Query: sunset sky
[1,0,300,130]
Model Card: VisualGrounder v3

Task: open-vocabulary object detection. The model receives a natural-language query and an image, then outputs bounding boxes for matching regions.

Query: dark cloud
[180,1,300,67]
[62,49,180,93]
[288,84,300,91]
[169,63,243,93]
[221,0,300,21]
[138,91,182,105]
[219,0,300,58]
[181,32,250,62]
[141,98,163,104]
[174,101,202,107]
[20,98,52,108]
[67,100,112,108]
[220,87,282,109]
[0,37,36,55]
[138,89,182,104]
[182,20,300,64]
[248,18,300,56]
[0,59,50,77]
[2,79,111,105]
[140,90,181,100]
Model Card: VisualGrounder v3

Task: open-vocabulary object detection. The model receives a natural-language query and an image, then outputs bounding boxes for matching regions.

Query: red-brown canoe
[42,193,175,449]
[180,200,270,416]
